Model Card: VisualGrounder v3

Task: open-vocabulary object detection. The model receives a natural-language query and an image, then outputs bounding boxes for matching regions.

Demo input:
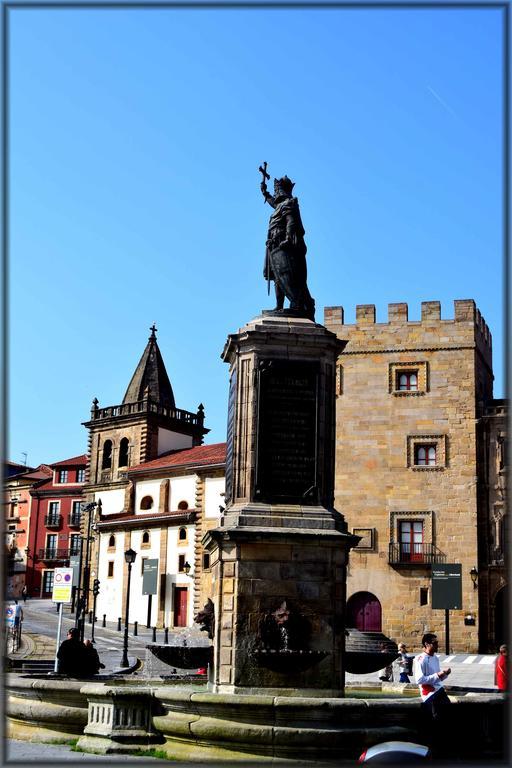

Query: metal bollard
[152,626,157,643]
[117,617,121,631]
[133,621,138,636]
[102,614,106,627]
[164,627,169,644]
[88,611,93,624]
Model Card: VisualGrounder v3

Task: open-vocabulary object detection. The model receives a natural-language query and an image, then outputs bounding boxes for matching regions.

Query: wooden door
[346,592,382,631]
[174,587,188,627]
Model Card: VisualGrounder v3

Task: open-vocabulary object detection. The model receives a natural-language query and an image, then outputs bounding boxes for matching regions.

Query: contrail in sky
[427,86,457,118]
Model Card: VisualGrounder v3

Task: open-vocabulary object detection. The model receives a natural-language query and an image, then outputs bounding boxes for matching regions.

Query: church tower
[83,324,208,496]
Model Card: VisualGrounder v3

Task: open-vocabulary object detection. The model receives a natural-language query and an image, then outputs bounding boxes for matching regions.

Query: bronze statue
[259,163,315,321]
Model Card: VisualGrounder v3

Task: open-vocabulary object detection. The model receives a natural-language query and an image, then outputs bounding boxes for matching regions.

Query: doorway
[494,586,508,647]
[173,586,188,627]
[346,591,382,631]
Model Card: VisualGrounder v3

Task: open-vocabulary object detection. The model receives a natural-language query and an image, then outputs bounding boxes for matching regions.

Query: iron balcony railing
[38,548,71,561]
[68,514,82,527]
[388,543,446,566]
[44,514,62,528]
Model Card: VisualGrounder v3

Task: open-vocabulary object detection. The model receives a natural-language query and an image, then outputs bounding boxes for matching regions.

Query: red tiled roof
[129,442,226,474]
[50,454,88,468]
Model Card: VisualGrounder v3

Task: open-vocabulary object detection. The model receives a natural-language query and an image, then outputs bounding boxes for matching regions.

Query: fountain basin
[147,642,212,670]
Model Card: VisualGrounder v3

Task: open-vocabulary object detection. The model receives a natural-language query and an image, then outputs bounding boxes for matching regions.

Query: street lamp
[120,548,137,668]
[183,561,192,576]
[470,566,478,590]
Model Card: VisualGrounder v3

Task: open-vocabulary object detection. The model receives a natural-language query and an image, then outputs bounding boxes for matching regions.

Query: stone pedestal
[204,313,358,696]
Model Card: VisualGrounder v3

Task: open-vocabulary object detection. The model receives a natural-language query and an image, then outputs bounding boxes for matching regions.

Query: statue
[259,163,315,321]
[194,598,215,640]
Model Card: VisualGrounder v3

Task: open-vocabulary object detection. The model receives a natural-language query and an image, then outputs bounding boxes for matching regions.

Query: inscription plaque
[255,360,318,504]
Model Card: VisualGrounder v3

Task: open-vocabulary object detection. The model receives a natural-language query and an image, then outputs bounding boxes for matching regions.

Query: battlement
[324,299,492,350]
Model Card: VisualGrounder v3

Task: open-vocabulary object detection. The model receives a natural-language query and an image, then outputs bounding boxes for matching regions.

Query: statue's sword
[259,162,271,295]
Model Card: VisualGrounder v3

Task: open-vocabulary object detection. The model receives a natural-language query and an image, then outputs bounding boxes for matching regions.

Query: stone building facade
[476,399,508,650]
[323,299,503,653]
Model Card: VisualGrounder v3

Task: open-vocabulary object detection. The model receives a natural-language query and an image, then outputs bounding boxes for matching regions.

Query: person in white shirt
[414,632,452,756]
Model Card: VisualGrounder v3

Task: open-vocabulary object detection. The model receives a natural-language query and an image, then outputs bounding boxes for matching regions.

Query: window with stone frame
[141,530,150,547]
[389,510,434,565]
[107,561,114,578]
[58,469,69,483]
[178,526,188,545]
[178,554,186,573]
[407,435,446,470]
[140,496,154,510]
[389,361,428,395]
[108,534,116,549]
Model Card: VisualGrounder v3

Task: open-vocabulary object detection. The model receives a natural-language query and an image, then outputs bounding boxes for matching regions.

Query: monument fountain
[5,166,505,762]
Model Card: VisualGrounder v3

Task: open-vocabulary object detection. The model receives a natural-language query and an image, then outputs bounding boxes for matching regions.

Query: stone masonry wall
[324,300,493,653]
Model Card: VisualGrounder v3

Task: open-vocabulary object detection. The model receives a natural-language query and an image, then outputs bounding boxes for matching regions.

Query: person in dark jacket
[84,639,105,675]
[57,628,88,676]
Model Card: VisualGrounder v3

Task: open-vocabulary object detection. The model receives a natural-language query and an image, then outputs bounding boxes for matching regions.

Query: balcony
[388,543,446,567]
[44,514,62,528]
[68,514,82,528]
[38,548,70,562]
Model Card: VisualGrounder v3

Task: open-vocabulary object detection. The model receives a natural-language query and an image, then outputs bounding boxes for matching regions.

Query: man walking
[414,632,452,756]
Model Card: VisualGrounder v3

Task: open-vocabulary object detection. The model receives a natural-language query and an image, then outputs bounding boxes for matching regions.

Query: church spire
[122,324,176,408]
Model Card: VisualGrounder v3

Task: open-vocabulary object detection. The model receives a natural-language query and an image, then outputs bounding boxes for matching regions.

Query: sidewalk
[6,739,167,762]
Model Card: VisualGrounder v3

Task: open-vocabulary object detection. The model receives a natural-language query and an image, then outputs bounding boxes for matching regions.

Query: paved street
[8,598,191,676]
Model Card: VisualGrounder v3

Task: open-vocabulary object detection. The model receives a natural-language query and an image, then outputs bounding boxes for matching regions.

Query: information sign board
[69,555,81,587]
[52,567,74,603]
[432,564,462,610]
[142,559,159,596]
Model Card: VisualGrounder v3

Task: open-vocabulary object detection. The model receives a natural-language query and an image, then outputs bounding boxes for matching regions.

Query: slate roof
[122,326,175,408]
[129,442,226,474]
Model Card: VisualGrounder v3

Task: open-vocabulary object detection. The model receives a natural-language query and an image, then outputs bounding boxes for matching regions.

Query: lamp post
[76,501,97,641]
[121,548,137,668]
[470,566,478,590]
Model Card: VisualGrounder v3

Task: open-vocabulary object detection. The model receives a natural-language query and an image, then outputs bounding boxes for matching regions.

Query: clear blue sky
[8,5,505,467]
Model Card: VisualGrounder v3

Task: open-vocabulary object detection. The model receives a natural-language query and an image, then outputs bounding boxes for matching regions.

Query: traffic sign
[5,605,16,626]
[52,567,74,603]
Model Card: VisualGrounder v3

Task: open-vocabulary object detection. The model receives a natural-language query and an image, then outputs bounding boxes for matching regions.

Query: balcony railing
[90,397,205,427]
[44,514,62,528]
[389,543,446,566]
[38,548,71,562]
[68,514,82,527]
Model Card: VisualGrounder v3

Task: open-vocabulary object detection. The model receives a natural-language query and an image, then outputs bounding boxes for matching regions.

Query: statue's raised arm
[259,163,315,322]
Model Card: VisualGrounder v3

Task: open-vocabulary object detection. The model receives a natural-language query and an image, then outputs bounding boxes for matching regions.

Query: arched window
[140,496,154,510]
[119,437,129,467]
[108,534,116,549]
[102,440,112,470]
[177,500,189,511]
[178,527,187,541]
[142,530,150,545]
